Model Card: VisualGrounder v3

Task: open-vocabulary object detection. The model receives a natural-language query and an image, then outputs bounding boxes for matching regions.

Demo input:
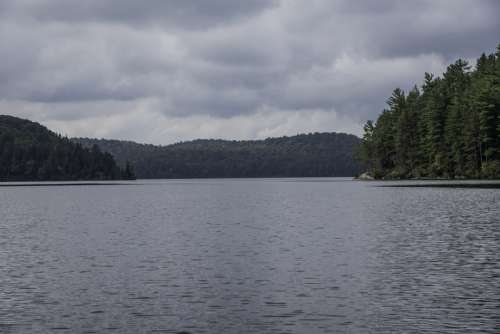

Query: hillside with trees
[358,45,500,179]
[0,115,135,181]
[74,133,362,179]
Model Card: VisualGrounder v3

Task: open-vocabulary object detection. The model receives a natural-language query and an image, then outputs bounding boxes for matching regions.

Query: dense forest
[358,45,500,179]
[0,115,135,181]
[74,133,362,179]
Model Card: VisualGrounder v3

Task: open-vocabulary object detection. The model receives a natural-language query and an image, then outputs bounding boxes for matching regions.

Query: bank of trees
[75,132,362,178]
[358,45,500,179]
[0,115,135,181]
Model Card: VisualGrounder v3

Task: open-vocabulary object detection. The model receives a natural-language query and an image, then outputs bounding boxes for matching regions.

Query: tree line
[0,115,135,181]
[74,132,362,179]
[358,45,500,179]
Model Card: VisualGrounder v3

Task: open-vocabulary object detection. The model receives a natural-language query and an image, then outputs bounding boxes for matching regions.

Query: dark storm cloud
[0,0,277,29]
[0,0,499,143]
[347,0,500,60]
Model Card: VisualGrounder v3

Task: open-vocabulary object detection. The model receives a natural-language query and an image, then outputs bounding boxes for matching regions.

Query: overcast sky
[1,0,499,144]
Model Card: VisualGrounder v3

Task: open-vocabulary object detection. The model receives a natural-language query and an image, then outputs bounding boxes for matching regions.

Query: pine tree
[358,45,500,179]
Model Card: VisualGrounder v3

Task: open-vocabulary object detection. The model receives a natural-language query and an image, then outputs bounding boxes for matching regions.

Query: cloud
[0,0,499,144]
[0,0,277,30]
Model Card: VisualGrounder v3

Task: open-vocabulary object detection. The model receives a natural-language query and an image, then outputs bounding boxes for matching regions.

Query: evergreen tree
[0,115,134,181]
[359,44,500,179]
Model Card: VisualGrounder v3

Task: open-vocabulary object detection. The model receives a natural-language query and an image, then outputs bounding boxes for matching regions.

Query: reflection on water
[0,179,499,333]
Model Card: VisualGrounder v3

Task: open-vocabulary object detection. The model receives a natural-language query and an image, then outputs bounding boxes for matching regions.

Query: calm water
[0,178,499,333]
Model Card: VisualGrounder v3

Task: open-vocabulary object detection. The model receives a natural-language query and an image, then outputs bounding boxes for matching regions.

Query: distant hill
[0,115,134,181]
[74,133,362,179]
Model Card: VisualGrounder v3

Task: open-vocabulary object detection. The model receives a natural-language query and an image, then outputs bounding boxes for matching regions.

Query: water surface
[1,178,499,333]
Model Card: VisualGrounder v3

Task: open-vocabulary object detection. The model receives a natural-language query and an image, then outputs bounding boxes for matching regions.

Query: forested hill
[0,115,135,181]
[358,44,500,179]
[74,133,362,179]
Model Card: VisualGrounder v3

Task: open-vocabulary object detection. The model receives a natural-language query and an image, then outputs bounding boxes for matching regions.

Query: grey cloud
[0,0,499,143]
[368,1,498,60]
[1,0,277,30]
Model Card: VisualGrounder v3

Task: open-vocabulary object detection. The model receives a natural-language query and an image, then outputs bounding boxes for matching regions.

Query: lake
[0,178,499,333]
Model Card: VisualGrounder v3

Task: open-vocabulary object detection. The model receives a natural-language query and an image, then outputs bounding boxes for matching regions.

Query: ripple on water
[0,180,499,333]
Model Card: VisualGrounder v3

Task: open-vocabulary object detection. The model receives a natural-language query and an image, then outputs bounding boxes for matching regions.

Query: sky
[1,1,499,144]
